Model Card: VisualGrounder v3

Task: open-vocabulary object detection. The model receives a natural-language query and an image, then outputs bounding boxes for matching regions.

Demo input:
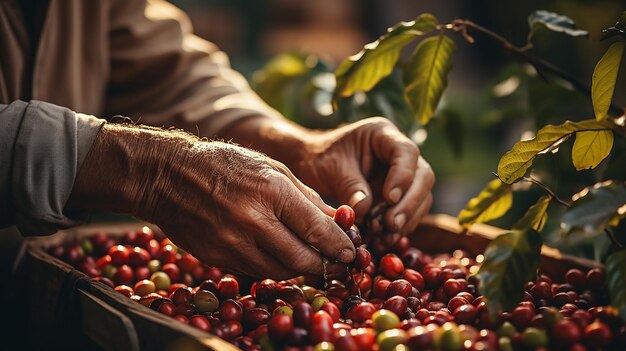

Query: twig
[448,19,625,116]
[522,176,571,207]
[605,227,624,249]
[491,172,571,207]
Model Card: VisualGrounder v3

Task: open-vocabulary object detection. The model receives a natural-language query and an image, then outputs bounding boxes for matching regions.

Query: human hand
[293,117,435,242]
[68,124,354,279]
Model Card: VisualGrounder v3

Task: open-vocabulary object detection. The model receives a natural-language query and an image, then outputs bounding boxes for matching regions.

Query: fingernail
[338,248,355,263]
[389,187,402,203]
[384,233,401,246]
[349,190,367,208]
[394,213,406,231]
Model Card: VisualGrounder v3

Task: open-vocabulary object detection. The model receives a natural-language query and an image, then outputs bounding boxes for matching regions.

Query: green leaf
[592,42,624,120]
[458,179,513,227]
[334,14,438,98]
[497,119,615,184]
[562,180,626,234]
[403,34,455,125]
[606,250,626,322]
[512,195,551,232]
[602,11,626,41]
[528,10,589,38]
[477,228,543,315]
[572,130,614,170]
[252,52,317,118]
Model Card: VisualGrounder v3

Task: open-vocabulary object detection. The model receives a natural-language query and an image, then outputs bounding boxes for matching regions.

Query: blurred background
[169,0,625,258]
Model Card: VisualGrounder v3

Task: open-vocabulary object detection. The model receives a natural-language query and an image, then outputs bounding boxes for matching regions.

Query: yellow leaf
[592,42,624,120]
[334,14,438,98]
[458,179,513,227]
[497,119,614,184]
[572,130,614,170]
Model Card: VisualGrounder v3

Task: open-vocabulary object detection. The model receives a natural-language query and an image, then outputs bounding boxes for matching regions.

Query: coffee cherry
[402,269,425,291]
[310,311,334,344]
[115,285,134,297]
[522,327,548,348]
[586,268,606,289]
[193,290,219,313]
[108,245,129,267]
[170,287,192,306]
[383,296,408,317]
[220,299,244,323]
[292,301,313,329]
[273,305,293,317]
[177,253,199,273]
[553,319,581,345]
[355,247,371,271]
[387,279,412,298]
[439,322,463,351]
[134,279,156,296]
[156,301,175,316]
[128,247,151,267]
[376,328,408,351]
[565,269,587,290]
[189,315,211,332]
[219,276,240,300]
[453,304,477,325]
[150,271,171,291]
[379,254,404,279]
[161,263,180,283]
[114,265,133,285]
[254,279,279,304]
[583,321,613,348]
[334,205,356,231]
[346,228,362,247]
[443,279,468,300]
[244,308,271,330]
[510,306,534,330]
[347,302,376,323]
[372,309,400,332]
[530,281,553,301]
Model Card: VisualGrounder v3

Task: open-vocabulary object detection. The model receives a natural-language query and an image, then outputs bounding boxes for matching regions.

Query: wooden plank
[78,289,140,351]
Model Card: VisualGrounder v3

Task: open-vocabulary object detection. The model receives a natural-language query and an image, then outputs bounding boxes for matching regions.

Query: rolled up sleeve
[0,100,104,236]
[105,0,282,138]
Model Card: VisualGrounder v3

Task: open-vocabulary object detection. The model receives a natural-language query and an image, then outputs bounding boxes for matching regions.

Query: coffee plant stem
[449,19,625,116]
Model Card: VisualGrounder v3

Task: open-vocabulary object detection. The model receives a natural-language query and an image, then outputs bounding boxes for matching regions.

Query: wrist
[219,116,317,176]
[67,124,196,217]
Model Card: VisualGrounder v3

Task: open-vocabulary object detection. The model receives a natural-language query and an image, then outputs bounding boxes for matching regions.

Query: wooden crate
[18,214,602,350]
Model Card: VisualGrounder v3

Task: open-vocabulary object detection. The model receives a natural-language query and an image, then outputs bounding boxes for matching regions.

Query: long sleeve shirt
[0,0,282,236]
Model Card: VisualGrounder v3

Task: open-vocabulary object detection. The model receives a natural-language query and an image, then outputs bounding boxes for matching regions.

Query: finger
[258,219,326,276]
[276,179,356,264]
[383,156,434,232]
[381,194,432,246]
[331,159,374,221]
[401,193,433,236]
[372,124,420,205]
[282,168,336,217]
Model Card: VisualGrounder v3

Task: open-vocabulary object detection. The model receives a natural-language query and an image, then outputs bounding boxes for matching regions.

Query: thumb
[334,165,373,221]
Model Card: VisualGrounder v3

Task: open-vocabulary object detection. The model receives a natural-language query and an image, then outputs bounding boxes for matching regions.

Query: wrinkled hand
[69,124,354,279]
[294,117,435,241]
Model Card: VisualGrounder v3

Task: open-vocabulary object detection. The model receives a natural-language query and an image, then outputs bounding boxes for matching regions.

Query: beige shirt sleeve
[105,0,282,138]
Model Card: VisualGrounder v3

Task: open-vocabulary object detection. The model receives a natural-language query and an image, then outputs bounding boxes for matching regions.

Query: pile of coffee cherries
[49,206,625,350]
